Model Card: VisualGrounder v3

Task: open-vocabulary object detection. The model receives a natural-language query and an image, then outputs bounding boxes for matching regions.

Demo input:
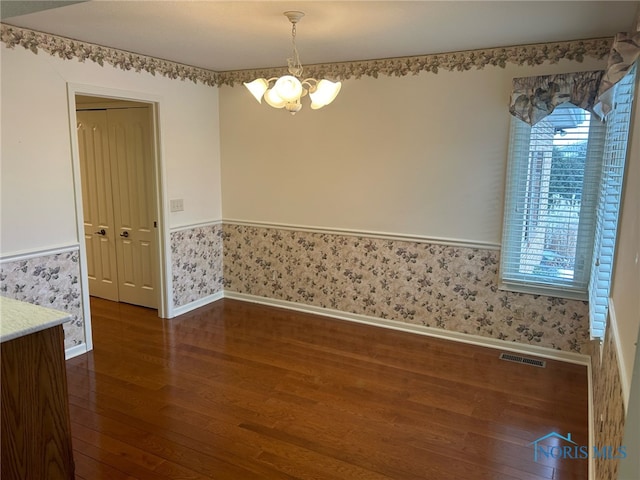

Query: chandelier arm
[300,78,318,92]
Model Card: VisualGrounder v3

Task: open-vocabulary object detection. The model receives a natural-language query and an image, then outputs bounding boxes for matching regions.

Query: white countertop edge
[0,297,72,344]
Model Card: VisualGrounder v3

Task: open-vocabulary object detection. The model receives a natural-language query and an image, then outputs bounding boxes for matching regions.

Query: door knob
[120,231,129,238]
[94,229,106,236]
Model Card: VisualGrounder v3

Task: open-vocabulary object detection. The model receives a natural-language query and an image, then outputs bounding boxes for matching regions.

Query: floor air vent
[499,353,546,368]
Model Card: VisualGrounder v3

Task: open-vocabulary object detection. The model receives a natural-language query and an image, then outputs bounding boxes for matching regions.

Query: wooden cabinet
[1,299,75,480]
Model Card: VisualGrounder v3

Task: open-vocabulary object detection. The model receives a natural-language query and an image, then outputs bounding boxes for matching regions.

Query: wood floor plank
[72,450,137,480]
[67,298,589,479]
[71,435,168,480]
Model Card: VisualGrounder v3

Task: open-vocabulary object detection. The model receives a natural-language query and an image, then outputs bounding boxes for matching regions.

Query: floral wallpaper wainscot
[590,325,626,480]
[223,224,591,353]
[171,224,224,308]
[0,249,85,348]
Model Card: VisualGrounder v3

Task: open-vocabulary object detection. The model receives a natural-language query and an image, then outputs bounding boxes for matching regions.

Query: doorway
[75,94,164,315]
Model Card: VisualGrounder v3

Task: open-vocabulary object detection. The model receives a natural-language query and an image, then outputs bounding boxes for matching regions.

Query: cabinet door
[1,325,75,479]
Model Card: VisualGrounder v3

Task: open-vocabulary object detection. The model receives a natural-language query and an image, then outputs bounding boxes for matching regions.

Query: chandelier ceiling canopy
[244,11,342,115]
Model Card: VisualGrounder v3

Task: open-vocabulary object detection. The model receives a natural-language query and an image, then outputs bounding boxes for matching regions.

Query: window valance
[510,24,640,125]
[509,70,604,125]
[595,31,640,117]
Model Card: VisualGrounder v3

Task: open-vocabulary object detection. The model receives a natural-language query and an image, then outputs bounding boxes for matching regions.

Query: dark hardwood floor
[66,297,588,480]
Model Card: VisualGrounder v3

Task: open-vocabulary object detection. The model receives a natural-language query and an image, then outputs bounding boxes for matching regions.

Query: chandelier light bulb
[274,75,303,102]
[264,88,286,108]
[309,79,342,109]
[244,78,269,103]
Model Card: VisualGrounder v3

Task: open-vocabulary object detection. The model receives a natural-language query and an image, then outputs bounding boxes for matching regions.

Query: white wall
[219,58,605,245]
[611,69,640,406]
[0,44,222,256]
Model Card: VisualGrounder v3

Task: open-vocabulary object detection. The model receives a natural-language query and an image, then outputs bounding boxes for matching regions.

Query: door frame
[67,83,171,351]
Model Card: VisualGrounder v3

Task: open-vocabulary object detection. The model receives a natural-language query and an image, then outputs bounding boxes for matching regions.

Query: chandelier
[244,11,341,115]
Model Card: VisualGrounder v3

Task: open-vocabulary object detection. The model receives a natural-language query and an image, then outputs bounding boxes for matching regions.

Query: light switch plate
[170,199,184,212]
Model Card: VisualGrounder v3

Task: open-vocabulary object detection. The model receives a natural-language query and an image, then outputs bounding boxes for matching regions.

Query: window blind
[500,104,605,299]
[589,64,637,339]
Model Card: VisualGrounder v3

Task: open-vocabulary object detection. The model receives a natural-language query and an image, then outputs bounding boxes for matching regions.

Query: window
[500,104,606,299]
[500,65,637,333]
[589,64,636,339]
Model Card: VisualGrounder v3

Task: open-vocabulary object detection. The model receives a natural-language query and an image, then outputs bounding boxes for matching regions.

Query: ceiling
[1,1,638,72]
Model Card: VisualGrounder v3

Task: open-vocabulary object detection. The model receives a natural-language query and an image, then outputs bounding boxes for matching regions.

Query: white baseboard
[65,343,89,360]
[223,291,591,366]
[72,288,590,365]
[171,291,224,317]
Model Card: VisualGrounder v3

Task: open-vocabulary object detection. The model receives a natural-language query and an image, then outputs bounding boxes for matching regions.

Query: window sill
[498,282,588,301]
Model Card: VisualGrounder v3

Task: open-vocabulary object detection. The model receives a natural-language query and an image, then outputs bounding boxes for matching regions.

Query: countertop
[0,296,72,343]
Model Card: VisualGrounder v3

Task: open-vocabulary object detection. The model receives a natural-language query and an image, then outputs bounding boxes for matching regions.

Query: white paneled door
[77,110,119,302]
[77,107,158,309]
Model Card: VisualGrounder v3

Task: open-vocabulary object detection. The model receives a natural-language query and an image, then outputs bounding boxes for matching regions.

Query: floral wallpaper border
[0,249,85,349]
[220,38,612,86]
[1,23,612,87]
[0,24,220,86]
[222,223,591,353]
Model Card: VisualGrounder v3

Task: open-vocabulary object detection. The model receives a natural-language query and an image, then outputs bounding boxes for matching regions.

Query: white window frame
[588,64,637,339]
[500,105,605,300]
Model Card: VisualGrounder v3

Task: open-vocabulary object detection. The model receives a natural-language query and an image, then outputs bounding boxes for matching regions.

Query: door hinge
[154,221,157,228]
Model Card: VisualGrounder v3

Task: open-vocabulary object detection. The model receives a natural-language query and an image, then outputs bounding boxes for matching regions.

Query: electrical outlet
[170,199,184,212]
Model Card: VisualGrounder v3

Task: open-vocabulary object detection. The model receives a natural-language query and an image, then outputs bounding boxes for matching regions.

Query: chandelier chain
[288,21,303,78]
